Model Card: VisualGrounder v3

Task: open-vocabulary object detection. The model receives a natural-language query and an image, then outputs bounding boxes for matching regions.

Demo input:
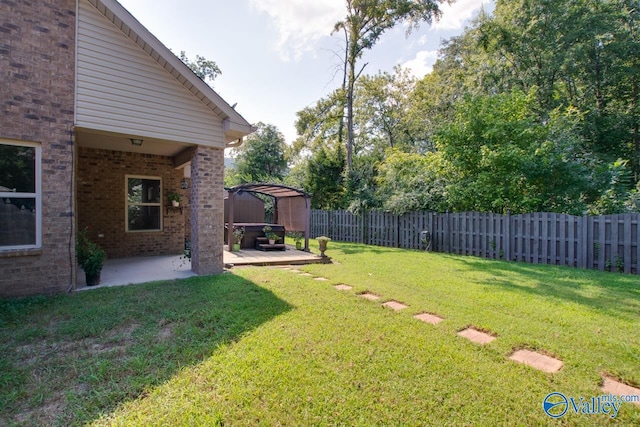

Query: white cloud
[433,0,492,31]
[248,0,344,61]
[401,50,438,78]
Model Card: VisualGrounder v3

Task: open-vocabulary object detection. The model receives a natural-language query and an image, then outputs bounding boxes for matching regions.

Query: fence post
[430,212,436,251]
[579,214,588,269]
[396,213,400,248]
[504,211,511,261]
[623,215,632,273]
[362,210,369,245]
[445,211,451,253]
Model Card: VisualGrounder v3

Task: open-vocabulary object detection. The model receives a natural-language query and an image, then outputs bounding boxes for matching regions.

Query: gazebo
[225,183,311,251]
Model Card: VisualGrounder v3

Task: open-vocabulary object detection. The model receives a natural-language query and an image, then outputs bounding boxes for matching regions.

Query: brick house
[0,0,253,297]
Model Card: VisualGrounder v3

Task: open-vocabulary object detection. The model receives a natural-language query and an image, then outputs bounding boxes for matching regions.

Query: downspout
[225,137,243,149]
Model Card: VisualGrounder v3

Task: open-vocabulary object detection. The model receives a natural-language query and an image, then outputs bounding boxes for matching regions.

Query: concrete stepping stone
[299,273,313,277]
[509,349,563,373]
[382,300,408,311]
[413,312,443,325]
[601,377,640,406]
[457,327,496,344]
[314,277,329,281]
[335,284,353,291]
[358,292,381,301]
[290,269,302,273]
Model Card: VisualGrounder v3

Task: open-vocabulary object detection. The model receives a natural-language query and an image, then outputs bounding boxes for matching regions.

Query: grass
[1,241,639,425]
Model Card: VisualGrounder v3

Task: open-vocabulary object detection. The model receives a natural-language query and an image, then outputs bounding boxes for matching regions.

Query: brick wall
[0,0,76,297]
[77,147,185,258]
[190,146,224,275]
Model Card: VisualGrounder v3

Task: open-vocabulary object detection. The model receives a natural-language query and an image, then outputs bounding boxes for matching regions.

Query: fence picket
[624,215,632,273]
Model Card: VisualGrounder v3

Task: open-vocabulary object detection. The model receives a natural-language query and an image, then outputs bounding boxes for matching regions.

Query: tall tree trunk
[346,45,356,172]
[338,29,348,146]
[633,78,639,183]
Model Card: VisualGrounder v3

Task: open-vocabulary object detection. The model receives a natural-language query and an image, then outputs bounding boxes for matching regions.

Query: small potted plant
[76,228,107,286]
[168,191,181,207]
[262,225,278,245]
[316,236,331,257]
[290,231,304,250]
[266,231,279,245]
[232,226,244,251]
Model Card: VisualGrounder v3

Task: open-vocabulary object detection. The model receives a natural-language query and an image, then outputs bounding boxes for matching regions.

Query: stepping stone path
[290,269,302,273]
[601,377,640,406]
[509,349,563,373]
[300,273,313,277]
[309,275,629,390]
[382,300,409,311]
[358,292,381,301]
[413,313,444,325]
[457,327,496,345]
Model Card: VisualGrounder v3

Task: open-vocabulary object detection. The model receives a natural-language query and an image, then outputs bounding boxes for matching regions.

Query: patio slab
[413,313,444,325]
[335,284,353,291]
[457,327,496,344]
[382,300,409,311]
[359,292,381,301]
[509,349,563,373]
[76,255,195,290]
[601,377,640,406]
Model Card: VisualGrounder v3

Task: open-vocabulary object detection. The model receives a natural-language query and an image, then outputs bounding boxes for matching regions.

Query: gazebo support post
[304,196,311,251]
[227,190,235,251]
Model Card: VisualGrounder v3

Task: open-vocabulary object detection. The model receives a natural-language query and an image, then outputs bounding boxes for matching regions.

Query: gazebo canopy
[225,183,311,251]
[227,183,311,199]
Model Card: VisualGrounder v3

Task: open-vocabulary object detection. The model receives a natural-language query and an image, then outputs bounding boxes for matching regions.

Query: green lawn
[1,242,639,426]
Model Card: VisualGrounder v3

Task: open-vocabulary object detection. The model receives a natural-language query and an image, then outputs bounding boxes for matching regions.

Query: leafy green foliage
[305,146,346,210]
[292,0,640,215]
[230,122,288,184]
[435,92,603,213]
[76,228,107,276]
[335,0,445,169]
[376,149,447,214]
[178,51,221,84]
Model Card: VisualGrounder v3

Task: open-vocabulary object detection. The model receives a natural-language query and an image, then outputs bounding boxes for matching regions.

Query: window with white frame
[126,175,162,232]
[0,140,42,250]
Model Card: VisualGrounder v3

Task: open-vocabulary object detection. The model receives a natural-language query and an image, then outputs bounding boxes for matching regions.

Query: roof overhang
[89,0,254,145]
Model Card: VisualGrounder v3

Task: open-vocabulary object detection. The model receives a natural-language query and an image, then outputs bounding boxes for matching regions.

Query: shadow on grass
[336,242,401,255]
[0,273,291,426]
[456,256,640,320]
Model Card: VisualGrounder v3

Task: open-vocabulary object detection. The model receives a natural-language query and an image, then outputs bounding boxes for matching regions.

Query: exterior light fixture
[130,138,143,146]
[180,178,188,190]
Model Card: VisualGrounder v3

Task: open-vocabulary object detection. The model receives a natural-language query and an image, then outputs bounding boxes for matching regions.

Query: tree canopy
[286,0,640,214]
[227,122,288,186]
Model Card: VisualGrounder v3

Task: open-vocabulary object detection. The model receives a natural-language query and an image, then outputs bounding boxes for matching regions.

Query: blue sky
[117,0,494,145]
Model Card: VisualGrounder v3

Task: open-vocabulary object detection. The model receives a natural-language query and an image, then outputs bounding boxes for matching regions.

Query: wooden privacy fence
[310,210,640,274]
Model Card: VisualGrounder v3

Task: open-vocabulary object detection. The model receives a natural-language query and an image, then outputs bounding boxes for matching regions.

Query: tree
[376,149,448,214]
[179,51,222,84]
[334,0,444,170]
[293,89,346,156]
[232,123,287,183]
[305,146,347,209]
[354,67,417,153]
[435,91,599,214]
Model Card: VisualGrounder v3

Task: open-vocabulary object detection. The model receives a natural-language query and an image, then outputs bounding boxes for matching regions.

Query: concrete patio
[76,246,326,290]
[76,254,195,290]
